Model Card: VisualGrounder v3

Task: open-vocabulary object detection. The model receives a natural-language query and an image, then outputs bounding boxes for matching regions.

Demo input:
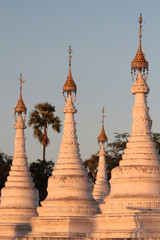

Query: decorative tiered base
[26,190,99,239]
[87,197,160,239]
[24,216,94,239]
[0,208,37,239]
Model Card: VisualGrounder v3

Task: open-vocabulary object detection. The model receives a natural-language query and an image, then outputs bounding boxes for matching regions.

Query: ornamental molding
[14,138,27,158]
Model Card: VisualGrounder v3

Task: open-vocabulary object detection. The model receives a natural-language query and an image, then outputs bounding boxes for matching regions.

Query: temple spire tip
[14,73,27,116]
[68,45,72,70]
[102,107,106,125]
[19,73,25,96]
[131,14,149,81]
[138,13,142,51]
[63,46,77,99]
[97,108,108,144]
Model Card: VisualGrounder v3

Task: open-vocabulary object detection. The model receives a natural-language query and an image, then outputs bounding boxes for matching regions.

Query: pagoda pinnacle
[138,13,142,50]
[97,107,108,144]
[131,14,149,81]
[14,73,27,118]
[63,46,77,99]
[93,108,110,203]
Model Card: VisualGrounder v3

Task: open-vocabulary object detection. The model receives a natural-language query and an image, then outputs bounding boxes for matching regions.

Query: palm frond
[33,127,43,144]
[28,102,61,159]
[51,116,61,133]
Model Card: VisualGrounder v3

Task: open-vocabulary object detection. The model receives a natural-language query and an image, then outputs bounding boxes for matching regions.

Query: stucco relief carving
[40,205,98,214]
[132,105,150,134]
[14,138,27,158]
[62,124,78,145]
[105,201,160,211]
[63,106,77,113]
[115,166,160,176]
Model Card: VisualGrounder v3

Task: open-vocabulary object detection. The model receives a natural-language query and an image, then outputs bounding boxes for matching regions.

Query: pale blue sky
[1,0,160,163]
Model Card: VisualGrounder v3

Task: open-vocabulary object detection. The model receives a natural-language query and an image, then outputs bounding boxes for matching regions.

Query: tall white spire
[28,46,99,239]
[88,14,160,239]
[93,108,110,202]
[0,74,39,239]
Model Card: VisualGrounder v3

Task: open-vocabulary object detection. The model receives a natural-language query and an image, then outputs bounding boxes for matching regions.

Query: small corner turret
[93,107,110,203]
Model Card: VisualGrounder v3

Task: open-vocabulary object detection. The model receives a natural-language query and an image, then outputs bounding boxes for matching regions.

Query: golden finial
[131,14,149,81]
[19,73,25,95]
[97,108,108,144]
[102,107,106,125]
[68,45,72,70]
[63,46,77,99]
[139,13,142,48]
[14,73,27,115]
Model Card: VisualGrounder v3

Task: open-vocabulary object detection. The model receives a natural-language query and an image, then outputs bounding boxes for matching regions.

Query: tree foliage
[28,102,61,160]
[0,152,12,190]
[152,133,160,154]
[29,159,54,202]
[106,132,129,180]
[84,154,99,182]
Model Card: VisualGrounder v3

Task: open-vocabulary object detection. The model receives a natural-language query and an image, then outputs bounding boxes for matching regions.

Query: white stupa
[93,108,110,203]
[88,14,160,240]
[28,46,100,239]
[0,74,39,239]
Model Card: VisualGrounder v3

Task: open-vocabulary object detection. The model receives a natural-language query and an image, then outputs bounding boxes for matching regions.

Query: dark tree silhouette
[152,133,160,155]
[29,159,54,202]
[28,102,61,160]
[0,152,12,191]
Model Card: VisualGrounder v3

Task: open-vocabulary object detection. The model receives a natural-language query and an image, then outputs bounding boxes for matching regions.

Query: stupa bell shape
[0,74,39,239]
[28,46,99,239]
[88,14,160,240]
[93,108,110,203]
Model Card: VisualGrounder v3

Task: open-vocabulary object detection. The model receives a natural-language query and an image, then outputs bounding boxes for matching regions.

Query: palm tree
[28,102,61,161]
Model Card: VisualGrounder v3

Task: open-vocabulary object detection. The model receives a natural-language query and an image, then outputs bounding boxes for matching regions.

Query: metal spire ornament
[97,107,108,145]
[131,14,149,81]
[14,73,27,122]
[63,46,77,101]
